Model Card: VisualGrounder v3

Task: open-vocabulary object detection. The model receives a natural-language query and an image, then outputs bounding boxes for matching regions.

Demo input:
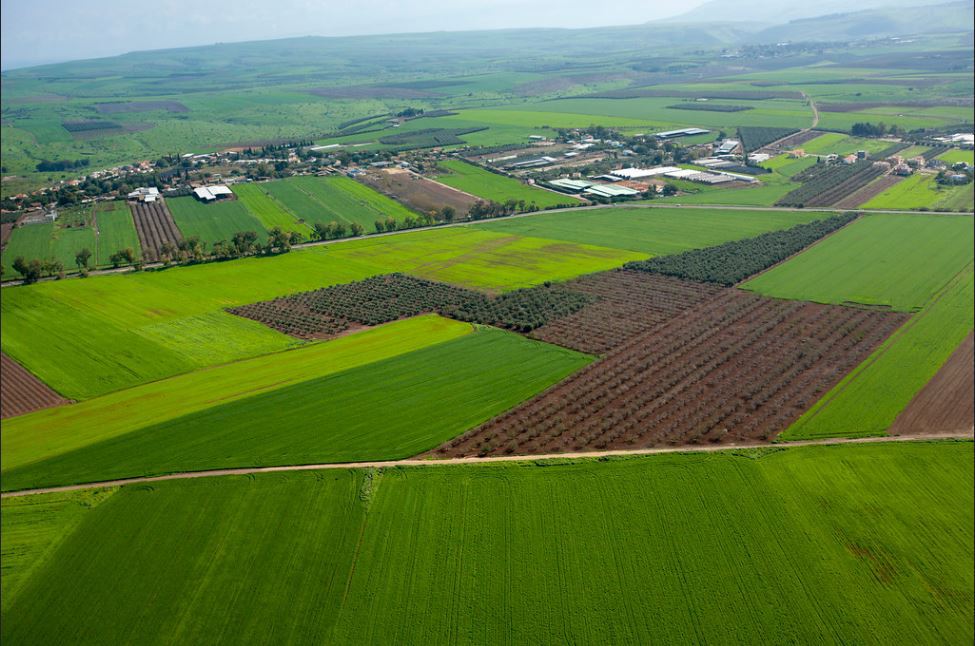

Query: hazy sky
[1,0,706,70]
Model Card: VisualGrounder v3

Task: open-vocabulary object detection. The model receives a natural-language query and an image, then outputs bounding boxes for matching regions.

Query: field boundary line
[781,261,975,436]
[2,432,971,498]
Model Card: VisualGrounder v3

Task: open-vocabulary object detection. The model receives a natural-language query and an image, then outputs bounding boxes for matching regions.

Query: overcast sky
[1,0,706,70]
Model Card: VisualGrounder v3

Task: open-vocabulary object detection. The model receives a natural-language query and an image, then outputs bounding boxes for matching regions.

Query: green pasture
[474,206,824,255]
[743,213,974,311]
[3,441,971,644]
[1,219,96,275]
[861,173,973,210]
[434,160,577,208]
[232,182,313,236]
[816,104,974,132]
[938,148,974,165]
[0,315,470,478]
[0,226,634,398]
[801,132,896,156]
[262,176,416,230]
[781,265,973,440]
[1,326,590,491]
[166,196,268,247]
[93,201,140,266]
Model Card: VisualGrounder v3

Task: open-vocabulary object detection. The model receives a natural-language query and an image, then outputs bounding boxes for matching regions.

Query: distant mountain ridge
[665,0,954,24]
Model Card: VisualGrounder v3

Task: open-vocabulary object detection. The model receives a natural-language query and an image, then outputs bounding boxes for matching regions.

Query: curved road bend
[3,431,971,498]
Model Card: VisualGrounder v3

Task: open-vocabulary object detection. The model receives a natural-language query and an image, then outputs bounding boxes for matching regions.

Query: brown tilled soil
[766,130,823,150]
[1,222,12,247]
[889,334,974,435]
[358,169,478,215]
[131,199,182,261]
[833,175,904,209]
[431,286,909,457]
[529,271,722,355]
[1,353,70,419]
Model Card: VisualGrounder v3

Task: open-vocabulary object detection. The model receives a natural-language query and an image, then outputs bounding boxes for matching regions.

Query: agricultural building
[192,185,233,202]
[715,140,742,155]
[655,128,710,139]
[506,156,556,169]
[584,184,641,198]
[127,187,160,203]
[548,179,594,192]
[611,166,680,179]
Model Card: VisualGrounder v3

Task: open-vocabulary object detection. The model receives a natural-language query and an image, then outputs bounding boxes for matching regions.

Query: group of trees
[35,159,90,173]
[851,122,904,137]
[468,199,539,220]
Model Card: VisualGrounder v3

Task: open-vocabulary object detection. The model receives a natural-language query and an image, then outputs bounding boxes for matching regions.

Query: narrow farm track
[2,432,970,498]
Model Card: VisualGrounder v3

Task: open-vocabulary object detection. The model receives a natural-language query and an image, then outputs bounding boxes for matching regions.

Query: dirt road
[3,431,970,499]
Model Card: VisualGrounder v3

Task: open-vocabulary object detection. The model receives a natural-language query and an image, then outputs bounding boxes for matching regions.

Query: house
[894,163,913,176]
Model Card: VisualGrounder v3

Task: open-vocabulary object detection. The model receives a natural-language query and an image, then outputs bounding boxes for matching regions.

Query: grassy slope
[475,207,824,255]
[264,176,416,229]
[3,442,972,644]
[93,201,140,266]
[743,214,975,312]
[1,227,635,399]
[1,327,591,491]
[167,196,269,246]
[232,182,313,236]
[781,265,974,440]
[1,315,470,476]
[434,160,573,208]
[862,173,972,210]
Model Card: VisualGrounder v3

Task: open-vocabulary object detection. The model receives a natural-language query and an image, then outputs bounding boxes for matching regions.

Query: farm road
[2,202,970,287]
[3,431,971,498]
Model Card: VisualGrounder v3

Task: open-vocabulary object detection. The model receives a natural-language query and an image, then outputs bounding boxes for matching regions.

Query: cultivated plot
[3,442,971,644]
[742,213,975,311]
[434,160,575,209]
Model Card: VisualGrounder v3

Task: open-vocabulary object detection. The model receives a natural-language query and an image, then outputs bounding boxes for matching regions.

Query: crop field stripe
[1,326,591,491]
[0,315,472,477]
[166,196,268,246]
[2,442,971,643]
[781,263,974,440]
[742,213,975,311]
[232,183,312,235]
[261,176,418,230]
[93,202,140,266]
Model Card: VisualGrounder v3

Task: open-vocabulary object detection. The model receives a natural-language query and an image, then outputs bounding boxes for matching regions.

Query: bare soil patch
[1,352,70,419]
[433,287,908,456]
[889,334,974,435]
[357,169,478,214]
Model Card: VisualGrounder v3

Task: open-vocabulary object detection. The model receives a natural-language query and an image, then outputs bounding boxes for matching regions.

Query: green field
[474,206,824,255]
[743,213,975,311]
[434,160,574,209]
[93,201,140,266]
[1,226,635,399]
[801,132,897,156]
[861,173,973,211]
[3,441,972,643]
[262,175,417,230]
[1,217,97,275]
[782,266,974,439]
[938,148,975,165]
[232,182,313,236]
[1,324,590,491]
[166,196,269,247]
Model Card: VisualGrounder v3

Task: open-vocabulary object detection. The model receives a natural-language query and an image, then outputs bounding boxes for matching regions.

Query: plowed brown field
[1,352,70,419]
[131,199,182,261]
[889,333,974,435]
[433,287,909,456]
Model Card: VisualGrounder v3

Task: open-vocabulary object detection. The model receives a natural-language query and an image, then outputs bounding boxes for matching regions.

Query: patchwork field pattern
[357,168,479,215]
[262,176,417,230]
[888,334,974,435]
[435,160,575,208]
[166,196,267,247]
[435,286,907,456]
[1,323,589,491]
[4,443,971,644]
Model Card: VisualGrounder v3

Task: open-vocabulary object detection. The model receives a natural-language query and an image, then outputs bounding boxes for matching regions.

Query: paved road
[3,201,970,287]
[3,431,971,498]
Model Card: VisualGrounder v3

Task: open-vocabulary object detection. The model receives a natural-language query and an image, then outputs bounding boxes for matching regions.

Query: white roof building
[584,184,641,198]
[192,185,233,202]
[611,166,681,179]
[127,187,160,202]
